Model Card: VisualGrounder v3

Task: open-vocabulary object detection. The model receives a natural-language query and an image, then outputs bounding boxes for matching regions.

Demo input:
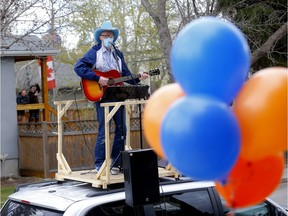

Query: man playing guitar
[74,21,148,175]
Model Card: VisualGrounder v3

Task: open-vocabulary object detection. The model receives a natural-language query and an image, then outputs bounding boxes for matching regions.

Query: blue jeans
[95,102,126,169]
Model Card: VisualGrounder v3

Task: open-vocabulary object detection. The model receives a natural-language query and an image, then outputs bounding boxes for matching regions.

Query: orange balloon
[143,83,185,158]
[216,153,284,208]
[233,67,287,161]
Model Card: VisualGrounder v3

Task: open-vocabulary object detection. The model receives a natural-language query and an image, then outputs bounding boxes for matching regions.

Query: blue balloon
[161,96,240,180]
[170,16,250,104]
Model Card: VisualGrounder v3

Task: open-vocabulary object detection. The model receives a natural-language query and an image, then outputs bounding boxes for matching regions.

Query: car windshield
[1,200,63,216]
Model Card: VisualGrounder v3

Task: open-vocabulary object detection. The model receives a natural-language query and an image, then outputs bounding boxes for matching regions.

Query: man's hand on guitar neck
[99,76,109,86]
[98,72,148,85]
[139,72,149,80]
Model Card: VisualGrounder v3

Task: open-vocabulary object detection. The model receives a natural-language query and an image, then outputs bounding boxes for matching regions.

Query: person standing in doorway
[74,21,148,175]
[16,89,29,122]
[28,83,41,122]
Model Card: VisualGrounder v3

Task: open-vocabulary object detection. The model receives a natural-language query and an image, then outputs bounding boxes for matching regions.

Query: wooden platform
[54,99,179,189]
[55,167,178,189]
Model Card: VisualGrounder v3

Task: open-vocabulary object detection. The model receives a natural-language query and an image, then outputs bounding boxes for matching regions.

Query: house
[0,35,59,178]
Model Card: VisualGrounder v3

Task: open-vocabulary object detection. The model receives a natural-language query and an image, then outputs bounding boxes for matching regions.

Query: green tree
[64,0,165,90]
[64,0,286,87]
[218,0,287,71]
[141,0,286,78]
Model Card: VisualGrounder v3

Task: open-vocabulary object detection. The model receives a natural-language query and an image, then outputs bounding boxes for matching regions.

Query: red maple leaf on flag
[47,67,54,78]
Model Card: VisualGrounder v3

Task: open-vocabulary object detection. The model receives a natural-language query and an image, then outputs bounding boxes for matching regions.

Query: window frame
[86,186,222,216]
[1,200,64,216]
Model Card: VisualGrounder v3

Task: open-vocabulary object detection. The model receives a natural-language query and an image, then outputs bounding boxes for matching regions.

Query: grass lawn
[1,177,43,209]
[1,185,15,208]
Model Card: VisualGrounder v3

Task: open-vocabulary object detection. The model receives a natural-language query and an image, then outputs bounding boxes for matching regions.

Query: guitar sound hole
[107,79,115,86]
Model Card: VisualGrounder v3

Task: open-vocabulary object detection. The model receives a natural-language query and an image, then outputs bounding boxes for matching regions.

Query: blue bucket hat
[94,21,119,44]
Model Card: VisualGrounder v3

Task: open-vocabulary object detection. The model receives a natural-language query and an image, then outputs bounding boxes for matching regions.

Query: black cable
[110,43,137,171]
[72,90,95,175]
[138,104,143,149]
[110,104,125,171]
[160,184,168,216]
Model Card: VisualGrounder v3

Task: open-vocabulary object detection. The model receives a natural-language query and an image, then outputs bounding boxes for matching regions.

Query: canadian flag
[38,56,56,89]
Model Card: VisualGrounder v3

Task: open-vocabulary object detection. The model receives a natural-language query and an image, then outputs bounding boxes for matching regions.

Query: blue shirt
[74,43,140,85]
[97,46,120,72]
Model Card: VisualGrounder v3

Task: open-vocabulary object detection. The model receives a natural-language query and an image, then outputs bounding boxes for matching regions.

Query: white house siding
[1,56,19,178]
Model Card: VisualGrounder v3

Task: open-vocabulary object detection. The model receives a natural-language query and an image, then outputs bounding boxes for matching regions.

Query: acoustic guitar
[81,68,160,102]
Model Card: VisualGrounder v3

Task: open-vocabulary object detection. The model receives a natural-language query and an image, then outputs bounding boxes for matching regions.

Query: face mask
[103,38,114,48]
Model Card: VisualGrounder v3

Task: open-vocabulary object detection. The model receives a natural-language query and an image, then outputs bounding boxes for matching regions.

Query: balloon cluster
[143,16,287,209]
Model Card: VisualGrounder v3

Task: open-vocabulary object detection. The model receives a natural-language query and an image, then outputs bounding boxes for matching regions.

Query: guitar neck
[114,74,140,84]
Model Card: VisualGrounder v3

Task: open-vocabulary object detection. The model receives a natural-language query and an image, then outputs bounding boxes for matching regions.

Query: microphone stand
[108,42,145,170]
[110,42,145,149]
[110,42,138,86]
[109,42,129,171]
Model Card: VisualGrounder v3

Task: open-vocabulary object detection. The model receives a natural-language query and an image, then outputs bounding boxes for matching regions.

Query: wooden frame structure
[16,57,57,121]
[54,99,178,188]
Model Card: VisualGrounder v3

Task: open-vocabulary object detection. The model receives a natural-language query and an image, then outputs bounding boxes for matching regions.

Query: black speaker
[122,149,160,207]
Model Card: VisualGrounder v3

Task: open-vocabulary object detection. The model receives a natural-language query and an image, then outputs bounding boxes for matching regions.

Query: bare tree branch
[141,0,157,19]
[1,0,76,50]
[192,0,199,17]
[251,21,287,66]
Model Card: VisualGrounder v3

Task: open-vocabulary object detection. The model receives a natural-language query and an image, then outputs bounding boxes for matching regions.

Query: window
[221,198,276,216]
[1,200,63,216]
[86,188,216,216]
[232,203,270,216]
[168,190,215,215]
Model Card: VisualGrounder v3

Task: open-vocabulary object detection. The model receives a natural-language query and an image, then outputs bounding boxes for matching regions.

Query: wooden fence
[18,118,149,178]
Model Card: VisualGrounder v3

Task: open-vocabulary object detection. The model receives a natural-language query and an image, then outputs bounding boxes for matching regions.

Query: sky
[13,0,80,50]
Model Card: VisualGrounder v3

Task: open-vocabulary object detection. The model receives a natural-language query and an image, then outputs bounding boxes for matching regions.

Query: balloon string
[228,179,236,214]
[229,208,235,216]
[222,178,236,214]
